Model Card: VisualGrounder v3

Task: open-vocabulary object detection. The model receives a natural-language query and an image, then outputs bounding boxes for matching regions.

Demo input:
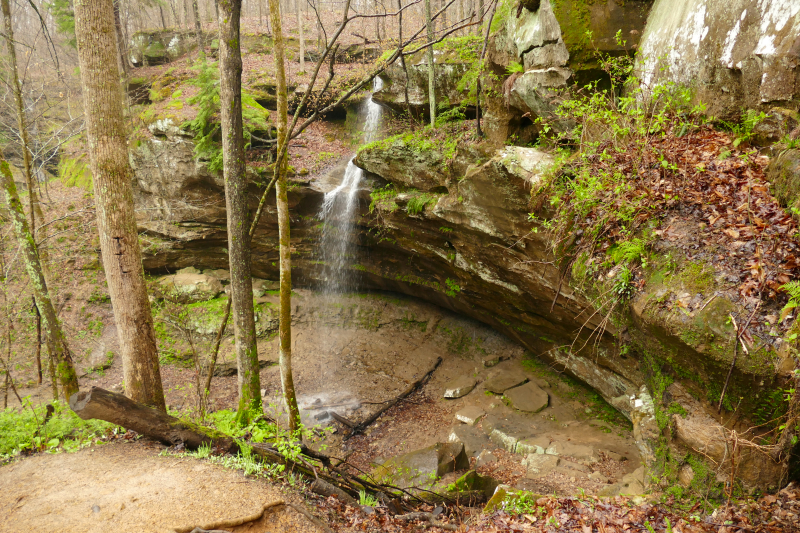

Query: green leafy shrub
[0,401,116,460]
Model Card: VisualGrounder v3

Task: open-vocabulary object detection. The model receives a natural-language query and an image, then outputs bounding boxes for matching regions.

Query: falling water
[317,77,384,294]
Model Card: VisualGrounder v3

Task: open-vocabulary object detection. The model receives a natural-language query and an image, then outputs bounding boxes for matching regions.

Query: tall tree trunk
[74,0,166,411]
[1,0,40,249]
[0,157,79,399]
[192,0,204,57]
[33,297,42,385]
[159,4,168,28]
[218,0,262,423]
[424,0,435,125]
[297,0,304,70]
[113,0,132,76]
[267,0,301,432]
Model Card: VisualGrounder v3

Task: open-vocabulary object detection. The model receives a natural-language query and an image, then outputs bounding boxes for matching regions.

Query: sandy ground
[0,441,320,533]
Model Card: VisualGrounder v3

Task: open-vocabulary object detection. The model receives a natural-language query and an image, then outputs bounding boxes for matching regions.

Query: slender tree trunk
[33,297,42,384]
[192,0,205,57]
[297,0,304,70]
[1,0,40,247]
[424,0,435,125]
[267,0,301,432]
[113,0,132,77]
[475,0,496,137]
[159,4,168,28]
[218,0,262,423]
[74,0,166,411]
[183,0,190,29]
[478,0,483,34]
[0,157,79,399]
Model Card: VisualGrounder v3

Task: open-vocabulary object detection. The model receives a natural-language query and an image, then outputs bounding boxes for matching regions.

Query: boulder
[158,272,224,303]
[503,382,549,412]
[635,0,800,119]
[129,30,204,66]
[450,469,500,498]
[522,454,559,478]
[443,376,478,399]
[767,148,800,216]
[484,370,528,394]
[548,441,597,462]
[455,405,486,425]
[374,442,470,488]
[448,425,493,458]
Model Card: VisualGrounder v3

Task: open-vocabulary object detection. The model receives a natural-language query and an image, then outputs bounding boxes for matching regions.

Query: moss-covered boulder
[130,30,205,66]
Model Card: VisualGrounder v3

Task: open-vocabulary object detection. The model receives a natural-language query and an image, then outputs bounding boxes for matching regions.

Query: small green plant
[608,238,648,266]
[781,280,800,316]
[406,193,437,215]
[358,490,379,507]
[506,61,524,74]
[445,278,462,297]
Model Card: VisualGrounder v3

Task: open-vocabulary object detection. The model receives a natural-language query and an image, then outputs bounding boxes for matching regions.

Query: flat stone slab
[522,454,559,479]
[516,436,553,455]
[482,415,536,453]
[455,406,485,425]
[549,441,597,462]
[504,382,549,413]
[448,425,493,458]
[484,370,527,394]
[443,376,477,399]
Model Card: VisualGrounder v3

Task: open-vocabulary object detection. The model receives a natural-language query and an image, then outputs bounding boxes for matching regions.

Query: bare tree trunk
[424,0,435,125]
[33,297,42,384]
[183,0,190,29]
[74,0,166,411]
[475,0,496,138]
[192,0,205,57]
[218,0,263,424]
[267,0,301,432]
[159,4,168,28]
[0,157,79,399]
[297,0,305,70]
[1,0,40,248]
[113,0,132,76]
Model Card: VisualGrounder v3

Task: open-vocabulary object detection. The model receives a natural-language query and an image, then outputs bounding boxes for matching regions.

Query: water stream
[317,77,384,294]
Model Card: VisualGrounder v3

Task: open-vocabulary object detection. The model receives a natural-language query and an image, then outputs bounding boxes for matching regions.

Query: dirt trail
[0,442,319,533]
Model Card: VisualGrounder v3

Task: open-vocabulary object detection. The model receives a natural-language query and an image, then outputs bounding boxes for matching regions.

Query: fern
[506,62,524,75]
[608,238,647,265]
[782,281,800,314]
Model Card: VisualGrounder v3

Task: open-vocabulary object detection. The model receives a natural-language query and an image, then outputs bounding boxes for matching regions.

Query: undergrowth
[0,400,117,462]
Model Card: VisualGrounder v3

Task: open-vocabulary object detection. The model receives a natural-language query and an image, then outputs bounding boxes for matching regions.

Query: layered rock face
[131,131,787,490]
[635,0,800,118]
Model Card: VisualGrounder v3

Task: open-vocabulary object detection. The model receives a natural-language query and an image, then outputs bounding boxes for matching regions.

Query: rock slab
[483,371,527,394]
[443,376,478,399]
[455,406,485,425]
[504,382,549,413]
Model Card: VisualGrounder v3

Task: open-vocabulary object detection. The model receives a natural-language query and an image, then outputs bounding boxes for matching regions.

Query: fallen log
[342,357,442,440]
[69,387,238,452]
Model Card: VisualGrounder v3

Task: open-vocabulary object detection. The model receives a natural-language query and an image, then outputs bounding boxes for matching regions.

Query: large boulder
[157,269,223,304]
[374,442,470,488]
[130,30,204,66]
[635,0,800,119]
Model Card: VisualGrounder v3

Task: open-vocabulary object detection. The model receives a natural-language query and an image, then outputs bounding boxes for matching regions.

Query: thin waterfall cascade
[317,77,384,294]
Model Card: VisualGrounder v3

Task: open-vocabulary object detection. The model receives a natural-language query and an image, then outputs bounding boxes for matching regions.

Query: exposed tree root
[172,499,284,533]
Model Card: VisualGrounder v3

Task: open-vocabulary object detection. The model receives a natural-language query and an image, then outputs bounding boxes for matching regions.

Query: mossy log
[69,387,237,452]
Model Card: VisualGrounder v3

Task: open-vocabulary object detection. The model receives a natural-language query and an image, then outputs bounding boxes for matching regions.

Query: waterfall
[317,77,384,294]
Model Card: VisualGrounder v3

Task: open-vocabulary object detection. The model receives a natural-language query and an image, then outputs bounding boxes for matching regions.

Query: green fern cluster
[608,238,647,265]
[781,280,800,314]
